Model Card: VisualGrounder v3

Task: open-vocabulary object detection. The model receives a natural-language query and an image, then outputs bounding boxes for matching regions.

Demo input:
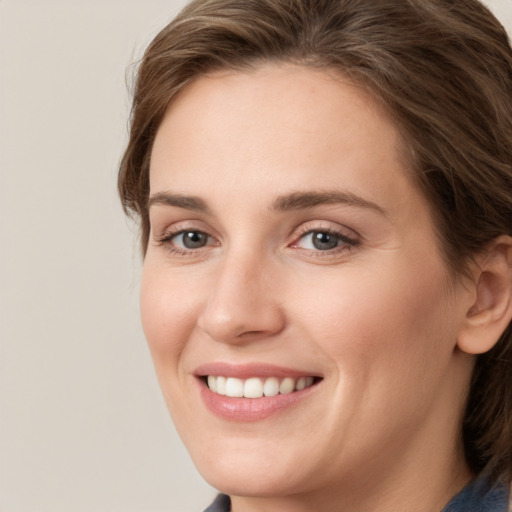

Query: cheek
[140,265,199,366]
[292,263,460,459]
[293,260,457,388]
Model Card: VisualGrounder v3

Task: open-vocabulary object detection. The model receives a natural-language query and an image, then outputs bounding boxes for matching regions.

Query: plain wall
[1,1,511,511]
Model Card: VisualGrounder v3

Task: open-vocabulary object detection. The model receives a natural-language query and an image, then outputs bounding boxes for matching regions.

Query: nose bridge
[197,246,285,343]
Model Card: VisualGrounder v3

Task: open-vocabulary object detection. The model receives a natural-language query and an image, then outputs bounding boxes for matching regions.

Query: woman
[118,0,512,510]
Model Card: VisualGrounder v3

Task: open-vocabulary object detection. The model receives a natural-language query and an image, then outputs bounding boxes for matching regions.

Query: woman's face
[142,65,474,503]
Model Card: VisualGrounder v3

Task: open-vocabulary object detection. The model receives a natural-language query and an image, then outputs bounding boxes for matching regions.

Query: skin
[141,64,478,512]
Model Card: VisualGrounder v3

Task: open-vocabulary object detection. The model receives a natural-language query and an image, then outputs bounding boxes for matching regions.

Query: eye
[303,231,340,250]
[170,230,210,249]
[155,228,217,255]
[293,229,358,252]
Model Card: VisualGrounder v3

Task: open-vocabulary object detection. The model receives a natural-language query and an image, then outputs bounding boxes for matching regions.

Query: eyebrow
[271,190,387,215]
[147,189,387,216]
[148,192,211,213]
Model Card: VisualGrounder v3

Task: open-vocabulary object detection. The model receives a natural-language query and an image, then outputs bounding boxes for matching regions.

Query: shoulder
[203,494,231,512]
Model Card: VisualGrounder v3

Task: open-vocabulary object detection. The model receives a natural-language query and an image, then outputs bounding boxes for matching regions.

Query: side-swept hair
[119,0,512,483]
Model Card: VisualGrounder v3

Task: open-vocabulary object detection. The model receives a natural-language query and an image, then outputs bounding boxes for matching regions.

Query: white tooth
[305,377,314,388]
[295,377,306,391]
[263,377,279,396]
[207,375,217,393]
[226,377,244,397]
[244,378,263,398]
[279,377,295,394]
[216,376,227,395]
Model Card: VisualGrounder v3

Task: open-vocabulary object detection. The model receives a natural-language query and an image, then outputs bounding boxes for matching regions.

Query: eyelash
[156,229,217,257]
[290,226,360,257]
[155,225,360,258]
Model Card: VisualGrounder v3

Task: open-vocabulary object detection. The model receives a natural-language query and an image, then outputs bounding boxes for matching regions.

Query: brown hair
[119,0,512,483]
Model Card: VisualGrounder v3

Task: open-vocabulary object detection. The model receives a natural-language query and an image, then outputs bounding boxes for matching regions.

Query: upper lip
[194,362,322,379]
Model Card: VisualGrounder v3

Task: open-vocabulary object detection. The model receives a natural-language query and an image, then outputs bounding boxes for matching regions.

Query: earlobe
[457,235,512,355]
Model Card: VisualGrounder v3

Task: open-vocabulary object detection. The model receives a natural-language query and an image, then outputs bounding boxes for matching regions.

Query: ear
[457,235,512,355]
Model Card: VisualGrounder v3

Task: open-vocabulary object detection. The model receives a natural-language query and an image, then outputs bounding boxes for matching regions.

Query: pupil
[313,232,338,250]
[183,231,206,248]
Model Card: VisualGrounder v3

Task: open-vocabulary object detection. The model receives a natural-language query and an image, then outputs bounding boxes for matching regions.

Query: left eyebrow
[271,190,387,216]
[147,191,211,214]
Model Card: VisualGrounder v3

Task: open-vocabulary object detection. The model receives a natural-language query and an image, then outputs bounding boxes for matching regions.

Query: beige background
[1,1,511,511]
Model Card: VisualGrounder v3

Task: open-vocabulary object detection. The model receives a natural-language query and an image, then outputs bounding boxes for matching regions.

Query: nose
[197,252,286,344]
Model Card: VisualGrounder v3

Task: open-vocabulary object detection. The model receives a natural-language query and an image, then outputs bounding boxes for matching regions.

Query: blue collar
[441,473,510,512]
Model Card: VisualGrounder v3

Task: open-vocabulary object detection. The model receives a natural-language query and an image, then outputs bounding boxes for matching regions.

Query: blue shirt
[441,474,510,512]
[203,475,510,511]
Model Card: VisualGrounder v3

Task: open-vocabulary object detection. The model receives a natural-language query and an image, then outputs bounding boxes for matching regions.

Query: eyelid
[157,228,211,244]
[152,218,217,242]
[152,219,221,256]
[155,229,219,259]
[291,221,360,243]
[288,222,361,257]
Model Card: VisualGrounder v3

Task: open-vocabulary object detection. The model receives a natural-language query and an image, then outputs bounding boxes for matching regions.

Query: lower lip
[198,379,319,422]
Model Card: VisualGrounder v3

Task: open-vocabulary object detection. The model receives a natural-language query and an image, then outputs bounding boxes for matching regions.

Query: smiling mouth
[204,375,320,398]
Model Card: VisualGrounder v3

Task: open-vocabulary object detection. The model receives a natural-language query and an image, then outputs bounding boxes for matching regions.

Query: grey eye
[178,231,209,249]
[304,231,341,250]
[312,232,340,250]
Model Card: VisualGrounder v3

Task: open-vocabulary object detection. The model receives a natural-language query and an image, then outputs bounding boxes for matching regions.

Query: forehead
[150,64,417,213]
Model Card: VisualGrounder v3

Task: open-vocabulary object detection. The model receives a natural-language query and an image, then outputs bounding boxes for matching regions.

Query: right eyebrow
[147,191,211,214]
[271,190,387,216]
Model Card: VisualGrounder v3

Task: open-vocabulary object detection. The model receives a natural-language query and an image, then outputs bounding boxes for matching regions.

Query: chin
[198,459,306,498]
[186,430,334,500]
